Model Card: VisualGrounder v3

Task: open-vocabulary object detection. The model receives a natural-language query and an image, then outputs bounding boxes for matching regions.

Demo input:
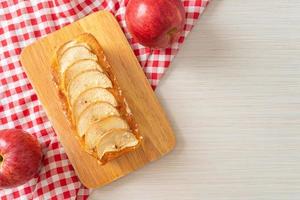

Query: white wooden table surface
[90,1,300,199]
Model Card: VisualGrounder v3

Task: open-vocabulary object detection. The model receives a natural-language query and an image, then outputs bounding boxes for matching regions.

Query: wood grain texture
[20,11,175,189]
[90,1,300,199]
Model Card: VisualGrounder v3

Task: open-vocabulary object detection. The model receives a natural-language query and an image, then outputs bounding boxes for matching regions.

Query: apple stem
[167,27,178,36]
[0,155,3,166]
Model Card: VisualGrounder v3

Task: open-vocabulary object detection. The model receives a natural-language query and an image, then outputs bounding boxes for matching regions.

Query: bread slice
[96,129,138,164]
[64,59,103,91]
[77,102,119,137]
[73,87,117,121]
[85,116,130,151]
[52,33,141,165]
[67,70,112,107]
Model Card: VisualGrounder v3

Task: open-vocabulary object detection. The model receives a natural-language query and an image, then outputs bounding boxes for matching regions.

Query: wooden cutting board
[20,11,175,188]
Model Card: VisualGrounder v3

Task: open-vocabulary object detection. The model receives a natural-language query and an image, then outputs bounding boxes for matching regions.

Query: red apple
[125,0,185,48]
[0,129,42,188]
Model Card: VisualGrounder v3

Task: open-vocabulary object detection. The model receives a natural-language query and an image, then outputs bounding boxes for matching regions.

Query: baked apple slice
[73,87,117,120]
[68,70,112,107]
[57,41,91,59]
[77,102,119,137]
[58,45,97,75]
[85,116,129,151]
[95,129,138,164]
[63,59,103,90]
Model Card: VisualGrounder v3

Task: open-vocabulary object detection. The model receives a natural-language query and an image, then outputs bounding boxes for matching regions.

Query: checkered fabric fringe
[0,0,209,199]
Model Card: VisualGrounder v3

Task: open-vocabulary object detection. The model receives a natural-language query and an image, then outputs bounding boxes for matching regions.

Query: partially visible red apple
[125,0,185,48]
[0,129,42,188]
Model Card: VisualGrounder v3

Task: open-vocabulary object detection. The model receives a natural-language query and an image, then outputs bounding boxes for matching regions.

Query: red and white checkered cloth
[0,0,209,199]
